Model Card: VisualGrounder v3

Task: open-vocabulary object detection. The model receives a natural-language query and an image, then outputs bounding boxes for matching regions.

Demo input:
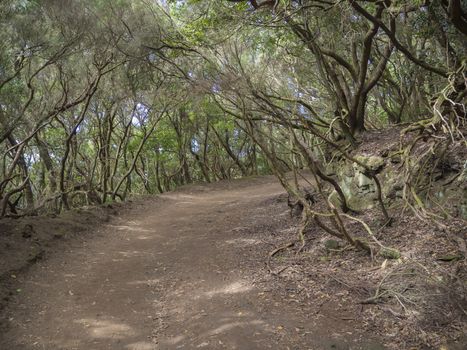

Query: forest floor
[0,175,465,350]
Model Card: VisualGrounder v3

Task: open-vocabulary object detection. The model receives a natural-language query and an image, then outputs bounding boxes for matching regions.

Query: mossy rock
[324,239,341,250]
[354,155,385,172]
[437,254,464,262]
[379,247,401,259]
[356,172,374,188]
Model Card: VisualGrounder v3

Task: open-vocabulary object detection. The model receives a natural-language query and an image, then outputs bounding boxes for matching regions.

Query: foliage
[0,0,465,247]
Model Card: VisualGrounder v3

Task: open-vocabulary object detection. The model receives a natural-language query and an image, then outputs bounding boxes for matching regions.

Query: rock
[21,224,35,239]
[379,247,401,259]
[354,155,385,173]
[437,254,464,262]
[324,239,341,250]
[356,173,373,189]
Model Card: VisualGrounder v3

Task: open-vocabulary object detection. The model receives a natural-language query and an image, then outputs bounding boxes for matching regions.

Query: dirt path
[0,176,384,350]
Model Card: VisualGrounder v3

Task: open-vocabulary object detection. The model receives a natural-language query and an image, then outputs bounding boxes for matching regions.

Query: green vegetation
[1,0,465,247]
